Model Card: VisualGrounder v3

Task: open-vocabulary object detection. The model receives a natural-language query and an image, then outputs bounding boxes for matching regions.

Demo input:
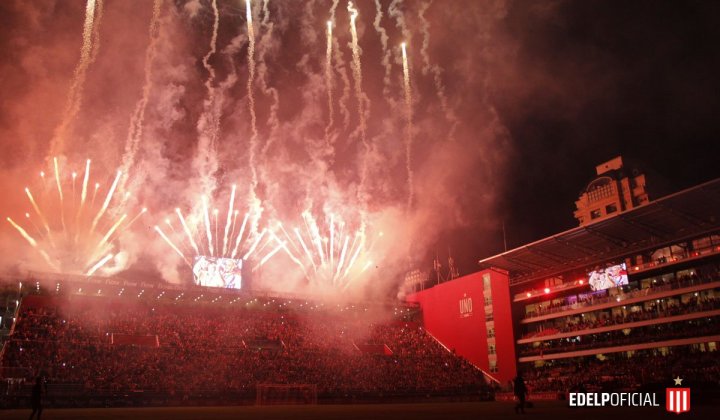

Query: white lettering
[568,392,660,408]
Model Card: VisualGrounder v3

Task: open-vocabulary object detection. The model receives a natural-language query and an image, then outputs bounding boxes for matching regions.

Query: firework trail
[175,208,200,256]
[79,160,91,213]
[192,0,221,202]
[49,0,99,157]
[203,0,220,93]
[324,20,335,144]
[330,0,351,131]
[389,0,411,40]
[89,0,104,64]
[86,253,113,276]
[347,1,371,203]
[5,217,54,270]
[156,225,189,264]
[202,196,214,256]
[53,157,67,234]
[243,228,266,260]
[75,159,91,241]
[119,0,164,193]
[23,213,44,240]
[246,0,259,190]
[402,42,414,209]
[419,0,457,139]
[222,185,236,256]
[87,213,127,266]
[230,211,250,259]
[373,0,393,100]
[258,0,281,158]
[90,170,121,234]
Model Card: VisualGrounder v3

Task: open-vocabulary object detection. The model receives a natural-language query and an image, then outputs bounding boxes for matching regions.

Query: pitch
[2,401,720,420]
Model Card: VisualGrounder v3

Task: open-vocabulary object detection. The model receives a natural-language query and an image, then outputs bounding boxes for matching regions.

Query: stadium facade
[409,159,719,390]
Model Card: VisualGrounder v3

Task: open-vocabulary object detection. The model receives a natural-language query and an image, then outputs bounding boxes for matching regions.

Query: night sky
[448,0,720,275]
[0,1,718,291]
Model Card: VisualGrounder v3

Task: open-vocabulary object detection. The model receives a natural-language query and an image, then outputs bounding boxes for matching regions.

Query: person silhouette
[513,373,528,414]
[28,376,45,420]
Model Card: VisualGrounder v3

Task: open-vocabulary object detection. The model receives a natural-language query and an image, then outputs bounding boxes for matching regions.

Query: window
[489,361,498,373]
[586,177,615,202]
[605,203,618,214]
[590,209,602,219]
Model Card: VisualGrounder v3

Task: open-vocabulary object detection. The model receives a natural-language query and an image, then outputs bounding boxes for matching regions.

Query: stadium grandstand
[476,170,720,400]
[0,280,493,408]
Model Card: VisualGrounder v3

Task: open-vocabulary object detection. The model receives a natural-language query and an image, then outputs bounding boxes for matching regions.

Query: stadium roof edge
[478,177,720,286]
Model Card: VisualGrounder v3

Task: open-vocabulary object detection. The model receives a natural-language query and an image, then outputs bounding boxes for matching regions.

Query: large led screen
[193,256,242,289]
[587,263,628,291]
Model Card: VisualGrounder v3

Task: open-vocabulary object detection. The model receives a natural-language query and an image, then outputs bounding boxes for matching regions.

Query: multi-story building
[478,177,720,393]
[573,156,650,226]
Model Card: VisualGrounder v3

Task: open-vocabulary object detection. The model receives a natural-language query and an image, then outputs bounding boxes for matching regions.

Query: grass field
[2,401,719,420]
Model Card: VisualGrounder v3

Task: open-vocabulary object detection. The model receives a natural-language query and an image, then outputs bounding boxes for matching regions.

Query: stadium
[1,1,719,419]
[3,161,719,417]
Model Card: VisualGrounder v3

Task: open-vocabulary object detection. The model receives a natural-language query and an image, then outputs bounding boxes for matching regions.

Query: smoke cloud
[0,0,512,300]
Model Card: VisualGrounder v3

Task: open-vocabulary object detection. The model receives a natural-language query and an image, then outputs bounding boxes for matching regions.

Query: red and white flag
[666,388,690,414]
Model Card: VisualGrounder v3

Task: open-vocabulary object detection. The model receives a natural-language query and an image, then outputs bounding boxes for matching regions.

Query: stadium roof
[478,178,720,286]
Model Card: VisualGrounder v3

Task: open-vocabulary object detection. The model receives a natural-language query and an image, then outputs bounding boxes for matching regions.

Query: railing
[520,301,720,341]
[524,276,718,320]
[518,327,720,357]
[514,243,720,300]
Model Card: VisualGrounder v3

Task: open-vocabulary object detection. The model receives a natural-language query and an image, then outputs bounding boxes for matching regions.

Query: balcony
[518,307,720,344]
[521,277,720,324]
[518,334,720,363]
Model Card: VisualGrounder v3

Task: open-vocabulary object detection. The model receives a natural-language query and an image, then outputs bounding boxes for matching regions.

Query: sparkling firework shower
[1,0,496,297]
[6,159,145,276]
[267,211,375,293]
[154,185,276,268]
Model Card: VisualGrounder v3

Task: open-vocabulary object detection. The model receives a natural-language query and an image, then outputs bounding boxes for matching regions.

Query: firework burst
[154,184,273,268]
[6,158,145,276]
[270,211,376,293]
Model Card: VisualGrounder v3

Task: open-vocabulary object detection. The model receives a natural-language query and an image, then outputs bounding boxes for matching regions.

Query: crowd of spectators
[519,316,720,356]
[522,292,719,339]
[524,265,719,319]
[522,346,719,393]
[1,295,489,401]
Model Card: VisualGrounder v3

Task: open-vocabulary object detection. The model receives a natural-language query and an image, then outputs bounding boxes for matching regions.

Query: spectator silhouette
[28,376,44,420]
[514,374,528,414]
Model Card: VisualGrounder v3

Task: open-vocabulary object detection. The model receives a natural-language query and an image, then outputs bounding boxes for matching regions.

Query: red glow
[578,279,584,285]
[526,292,531,298]
[543,288,550,294]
